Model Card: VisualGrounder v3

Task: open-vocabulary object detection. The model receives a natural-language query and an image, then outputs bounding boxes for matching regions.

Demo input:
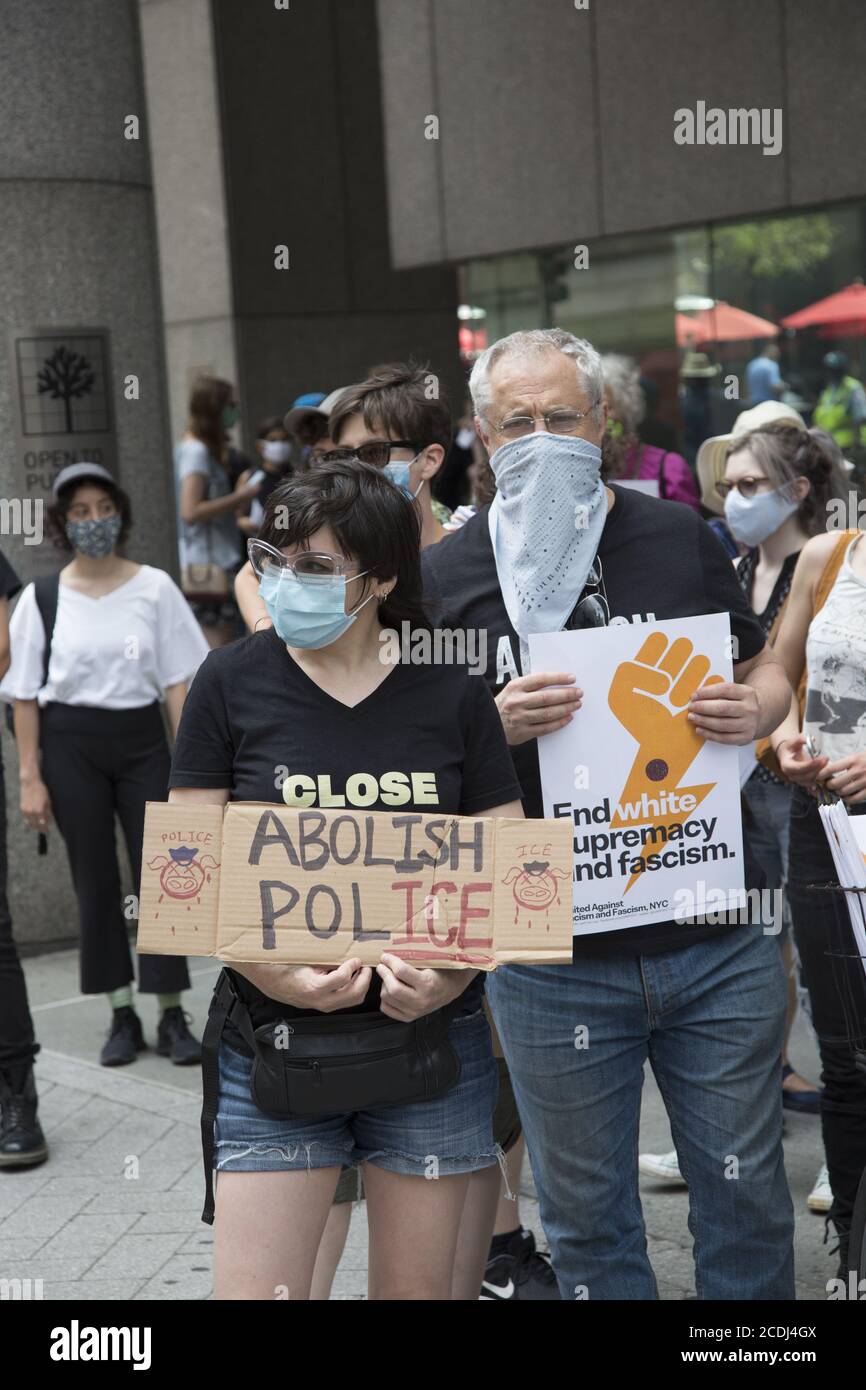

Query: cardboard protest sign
[137,802,573,968]
[529,615,745,935]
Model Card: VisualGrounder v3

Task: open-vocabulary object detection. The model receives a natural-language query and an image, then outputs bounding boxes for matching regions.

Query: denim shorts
[213,1006,501,1180]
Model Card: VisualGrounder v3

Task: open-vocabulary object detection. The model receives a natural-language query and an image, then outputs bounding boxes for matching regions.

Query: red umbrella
[781,281,866,332]
[675,313,703,347]
[688,301,779,344]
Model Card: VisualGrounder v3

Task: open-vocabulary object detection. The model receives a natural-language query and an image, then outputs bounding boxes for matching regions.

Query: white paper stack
[818,803,866,982]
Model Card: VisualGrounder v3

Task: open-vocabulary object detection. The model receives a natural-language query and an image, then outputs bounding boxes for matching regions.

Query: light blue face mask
[723,485,799,547]
[384,458,424,499]
[259,568,374,650]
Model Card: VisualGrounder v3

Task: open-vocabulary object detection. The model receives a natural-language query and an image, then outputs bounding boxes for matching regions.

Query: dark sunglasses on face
[318,441,421,469]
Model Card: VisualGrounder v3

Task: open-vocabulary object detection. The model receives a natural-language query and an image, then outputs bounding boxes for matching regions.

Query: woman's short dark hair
[47,477,133,552]
[256,459,429,631]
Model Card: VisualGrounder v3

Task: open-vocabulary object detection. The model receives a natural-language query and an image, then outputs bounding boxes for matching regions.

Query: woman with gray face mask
[0,463,210,1069]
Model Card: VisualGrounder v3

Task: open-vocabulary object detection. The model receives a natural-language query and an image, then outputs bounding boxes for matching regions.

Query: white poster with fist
[529,615,746,935]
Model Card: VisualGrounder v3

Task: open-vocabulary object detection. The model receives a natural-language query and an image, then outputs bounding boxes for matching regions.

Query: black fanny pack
[199,969,462,1224]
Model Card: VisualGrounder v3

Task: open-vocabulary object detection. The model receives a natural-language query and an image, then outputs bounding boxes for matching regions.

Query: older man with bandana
[421,328,796,1300]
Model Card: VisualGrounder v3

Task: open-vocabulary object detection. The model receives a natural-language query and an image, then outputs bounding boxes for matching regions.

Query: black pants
[787,787,866,1242]
[40,702,190,996]
[0,744,39,1070]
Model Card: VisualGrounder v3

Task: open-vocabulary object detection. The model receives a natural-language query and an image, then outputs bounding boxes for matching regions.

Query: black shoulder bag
[4,573,60,856]
[199,969,463,1224]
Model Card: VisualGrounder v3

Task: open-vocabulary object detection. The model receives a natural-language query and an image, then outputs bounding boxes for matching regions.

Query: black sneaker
[0,1065,48,1168]
[156,1006,202,1065]
[100,1006,146,1067]
[480,1227,561,1300]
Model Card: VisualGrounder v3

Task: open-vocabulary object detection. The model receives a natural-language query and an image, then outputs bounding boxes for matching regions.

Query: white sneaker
[638,1150,686,1185]
[807,1164,832,1213]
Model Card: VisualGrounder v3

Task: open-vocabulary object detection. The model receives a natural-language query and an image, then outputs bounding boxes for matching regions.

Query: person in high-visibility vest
[813,351,866,451]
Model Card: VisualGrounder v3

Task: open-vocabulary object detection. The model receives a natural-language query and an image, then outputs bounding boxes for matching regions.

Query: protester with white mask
[236,417,296,539]
[422,327,796,1300]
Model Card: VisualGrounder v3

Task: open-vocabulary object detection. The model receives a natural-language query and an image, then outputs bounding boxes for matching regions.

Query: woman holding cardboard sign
[169,459,525,1300]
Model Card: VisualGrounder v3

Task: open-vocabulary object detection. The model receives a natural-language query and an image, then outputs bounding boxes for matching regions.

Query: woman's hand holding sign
[376,953,475,1022]
[234,958,372,1012]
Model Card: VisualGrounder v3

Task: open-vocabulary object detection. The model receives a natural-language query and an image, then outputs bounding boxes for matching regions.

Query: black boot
[0,1064,48,1168]
[100,1006,146,1067]
[156,1006,202,1065]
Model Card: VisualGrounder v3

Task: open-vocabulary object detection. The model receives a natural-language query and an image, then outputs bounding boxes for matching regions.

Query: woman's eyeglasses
[248,539,361,581]
[715,476,774,500]
[567,556,610,630]
[317,441,421,469]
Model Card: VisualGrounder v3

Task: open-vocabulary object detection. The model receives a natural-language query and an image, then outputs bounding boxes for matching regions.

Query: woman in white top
[1,463,211,1069]
[176,376,261,647]
[770,525,866,1275]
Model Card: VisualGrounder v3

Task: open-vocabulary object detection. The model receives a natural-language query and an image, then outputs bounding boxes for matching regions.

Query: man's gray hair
[469,328,604,425]
[600,353,645,437]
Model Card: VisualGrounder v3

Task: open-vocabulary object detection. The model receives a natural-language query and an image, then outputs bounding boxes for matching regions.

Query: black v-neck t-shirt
[169,627,523,1036]
[421,485,768,957]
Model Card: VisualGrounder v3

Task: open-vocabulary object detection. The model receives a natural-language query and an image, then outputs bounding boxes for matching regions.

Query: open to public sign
[137,803,574,969]
[530,614,745,935]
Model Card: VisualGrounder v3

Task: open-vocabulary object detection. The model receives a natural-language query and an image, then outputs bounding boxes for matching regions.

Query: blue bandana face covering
[259,569,374,650]
[65,514,123,558]
[488,432,607,659]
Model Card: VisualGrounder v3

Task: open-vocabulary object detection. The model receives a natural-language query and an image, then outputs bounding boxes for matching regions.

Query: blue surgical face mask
[65,514,123,558]
[259,568,375,649]
[723,485,799,547]
[384,458,424,499]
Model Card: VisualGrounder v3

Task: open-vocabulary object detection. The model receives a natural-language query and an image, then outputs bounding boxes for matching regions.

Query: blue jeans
[744,776,792,939]
[486,926,795,1300]
[214,1007,500,1179]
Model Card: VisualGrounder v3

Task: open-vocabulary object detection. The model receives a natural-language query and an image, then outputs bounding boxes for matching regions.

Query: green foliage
[713,216,835,278]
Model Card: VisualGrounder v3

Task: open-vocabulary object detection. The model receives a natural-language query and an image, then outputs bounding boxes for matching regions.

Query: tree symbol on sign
[37,346,95,433]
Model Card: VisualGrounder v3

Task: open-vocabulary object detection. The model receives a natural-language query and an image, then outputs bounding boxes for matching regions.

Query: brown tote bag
[755,528,857,777]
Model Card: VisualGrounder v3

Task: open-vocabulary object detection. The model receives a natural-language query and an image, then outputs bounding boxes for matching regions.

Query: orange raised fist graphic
[609,632,723,792]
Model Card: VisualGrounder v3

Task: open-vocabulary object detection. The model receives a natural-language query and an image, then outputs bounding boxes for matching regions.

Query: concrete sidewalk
[0,947,834,1300]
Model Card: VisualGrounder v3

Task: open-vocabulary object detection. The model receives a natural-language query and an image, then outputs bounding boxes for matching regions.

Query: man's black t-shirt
[421,484,768,957]
[169,627,523,1045]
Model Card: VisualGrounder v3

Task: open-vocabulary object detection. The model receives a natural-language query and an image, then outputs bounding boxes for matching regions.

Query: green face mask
[222,405,240,430]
